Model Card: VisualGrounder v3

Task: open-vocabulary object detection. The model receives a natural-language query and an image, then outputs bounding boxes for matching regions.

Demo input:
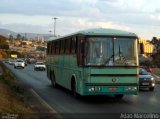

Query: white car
[34,62,46,71]
[14,60,25,69]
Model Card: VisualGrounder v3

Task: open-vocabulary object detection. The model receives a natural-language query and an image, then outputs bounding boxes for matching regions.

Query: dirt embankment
[0,62,59,119]
[0,69,34,118]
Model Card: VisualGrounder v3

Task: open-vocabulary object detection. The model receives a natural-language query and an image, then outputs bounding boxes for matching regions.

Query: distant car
[4,59,9,63]
[34,62,46,71]
[139,68,155,91]
[28,58,36,64]
[145,67,152,73]
[14,60,25,69]
[9,59,16,65]
[140,66,152,73]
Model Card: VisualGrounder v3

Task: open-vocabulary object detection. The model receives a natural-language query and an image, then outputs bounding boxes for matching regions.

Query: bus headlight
[125,87,137,91]
[152,83,155,87]
[89,87,101,92]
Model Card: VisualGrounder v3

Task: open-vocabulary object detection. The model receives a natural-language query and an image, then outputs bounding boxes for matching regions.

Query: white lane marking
[29,89,63,119]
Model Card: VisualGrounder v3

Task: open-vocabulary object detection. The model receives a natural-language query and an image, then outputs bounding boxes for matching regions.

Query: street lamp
[52,17,58,37]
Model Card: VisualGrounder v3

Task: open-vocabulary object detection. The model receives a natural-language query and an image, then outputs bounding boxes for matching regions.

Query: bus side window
[60,40,65,54]
[47,43,50,55]
[59,40,61,54]
[51,42,54,55]
[64,38,71,54]
[55,41,60,54]
[71,37,77,54]
[139,43,144,54]
[77,35,85,66]
[49,42,51,55]
[54,41,56,54]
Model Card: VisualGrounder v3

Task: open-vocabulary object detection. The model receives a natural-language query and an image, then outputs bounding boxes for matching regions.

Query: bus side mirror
[139,43,144,54]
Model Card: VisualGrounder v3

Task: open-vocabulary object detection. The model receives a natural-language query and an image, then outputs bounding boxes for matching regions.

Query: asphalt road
[4,63,160,118]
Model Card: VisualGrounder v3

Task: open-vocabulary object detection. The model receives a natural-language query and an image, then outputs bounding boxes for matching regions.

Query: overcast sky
[0,0,160,39]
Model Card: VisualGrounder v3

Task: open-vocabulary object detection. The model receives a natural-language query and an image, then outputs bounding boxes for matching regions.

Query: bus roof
[48,28,138,42]
[78,28,137,36]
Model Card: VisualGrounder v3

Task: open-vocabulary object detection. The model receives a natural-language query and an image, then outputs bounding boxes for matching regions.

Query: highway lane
[4,63,160,118]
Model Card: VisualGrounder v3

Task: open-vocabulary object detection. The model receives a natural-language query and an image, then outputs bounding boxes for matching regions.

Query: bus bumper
[80,85,138,96]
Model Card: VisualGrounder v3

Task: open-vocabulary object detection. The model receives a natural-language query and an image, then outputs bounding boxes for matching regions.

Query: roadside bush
[0,71,25,96]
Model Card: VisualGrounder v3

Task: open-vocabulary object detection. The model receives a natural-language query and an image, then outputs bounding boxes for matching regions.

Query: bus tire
[114,94,124,99]
[71,78,79,98]
[51,71,57,88]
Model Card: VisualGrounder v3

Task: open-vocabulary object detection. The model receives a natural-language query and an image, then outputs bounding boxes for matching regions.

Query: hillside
[0,28,16,37]
[0,28,50,40]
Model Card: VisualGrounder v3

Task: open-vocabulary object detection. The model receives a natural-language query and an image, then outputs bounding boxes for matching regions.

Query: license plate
[142,83,149,85]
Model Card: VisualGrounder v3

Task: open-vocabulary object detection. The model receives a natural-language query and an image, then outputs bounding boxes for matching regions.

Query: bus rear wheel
[51,72,57,88]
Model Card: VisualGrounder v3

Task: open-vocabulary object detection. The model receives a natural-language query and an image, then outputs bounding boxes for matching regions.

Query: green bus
[46,28,139,98]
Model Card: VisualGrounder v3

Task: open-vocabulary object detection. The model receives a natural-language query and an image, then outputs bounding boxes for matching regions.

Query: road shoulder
[25,88,62,119]
[0,61,62,119]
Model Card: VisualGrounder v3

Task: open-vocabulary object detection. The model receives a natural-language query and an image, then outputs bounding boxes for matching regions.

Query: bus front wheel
[71,79,79,98]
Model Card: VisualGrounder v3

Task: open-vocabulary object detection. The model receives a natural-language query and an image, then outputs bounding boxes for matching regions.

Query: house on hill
[0,35,9,59]
[0,35,9,49]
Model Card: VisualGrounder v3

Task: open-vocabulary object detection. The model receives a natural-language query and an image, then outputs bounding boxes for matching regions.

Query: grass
[0,71,34,118]
[0,63,55,119]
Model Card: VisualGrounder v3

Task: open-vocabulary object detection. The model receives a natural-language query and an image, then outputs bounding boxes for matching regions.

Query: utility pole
[52,17,58,37]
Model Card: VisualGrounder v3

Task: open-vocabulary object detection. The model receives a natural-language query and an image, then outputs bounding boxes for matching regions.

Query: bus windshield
[85,37,138,66]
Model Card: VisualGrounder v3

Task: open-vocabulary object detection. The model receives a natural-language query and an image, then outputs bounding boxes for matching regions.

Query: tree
[150,37,160,51]
[16,34,22,40]
[9,34,14,40]
[149,37,160,67]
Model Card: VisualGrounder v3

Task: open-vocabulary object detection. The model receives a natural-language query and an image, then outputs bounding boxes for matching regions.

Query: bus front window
[113,37,137,66]
[85,37,138,66]
[85,37,113,66]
